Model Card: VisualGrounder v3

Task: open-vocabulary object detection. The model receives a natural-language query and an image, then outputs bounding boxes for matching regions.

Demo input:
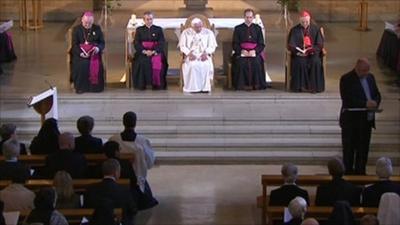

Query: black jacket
[315,177,362,206]
[75,135,103,154]
[269,184,310,206]
[0,161,30,180]
[362,180,400,207]
[44,150,87,179]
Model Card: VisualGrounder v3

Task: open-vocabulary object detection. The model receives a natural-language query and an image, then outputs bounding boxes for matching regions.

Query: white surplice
[179,27,217,92]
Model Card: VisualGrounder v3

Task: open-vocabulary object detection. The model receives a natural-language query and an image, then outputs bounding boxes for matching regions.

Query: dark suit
[0,161,30,180]
[362,180,400,207]
[75,135,103,154]
[339,70,381,174]
[84,178,137,225]
[315,177,362,206]
[269,184,310,206]
[44,150,87,179]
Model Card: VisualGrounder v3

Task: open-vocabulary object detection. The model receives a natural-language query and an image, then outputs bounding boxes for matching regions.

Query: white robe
[109,134,155,192]
[179,27,217,92]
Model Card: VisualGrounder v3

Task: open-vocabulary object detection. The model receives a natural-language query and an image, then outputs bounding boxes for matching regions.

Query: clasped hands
[80,47,100,58]
[143,50,156,57]
[366,100,378,110]
[188,51,209,61]
[241,49,256,57]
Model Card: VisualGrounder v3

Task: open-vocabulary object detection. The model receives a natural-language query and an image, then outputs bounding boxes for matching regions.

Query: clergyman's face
[244,11,254,24]
[144,14,153,27]
[192,22,203,33]
[300,16,310,28]
[81,16,94,29]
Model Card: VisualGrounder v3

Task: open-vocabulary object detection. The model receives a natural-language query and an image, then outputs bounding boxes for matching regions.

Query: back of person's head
[301,218,319,225]
[375,157,393,179]
[103,141,120,159]
[377,192,400,225]
[288,196,307,219]
[38,118,60,137]
[53,171,74,200]
[102,159,121,179]
[34,187,57,210]
[58,132,75,151]
[281,163,298,183]
[328,157,345,178]
[90,198,116,225]
[327,201,355,225]
[122,111,137,129]
[77,115,95,135]
[2,138,20,159]
[360,215,379,225]
[0,123,16,140]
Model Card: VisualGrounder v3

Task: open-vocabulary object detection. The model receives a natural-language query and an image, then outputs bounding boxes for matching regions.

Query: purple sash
[80,43,100,85]
[142,41,162,86]
[240,42,266,61]
[5,32,14,52]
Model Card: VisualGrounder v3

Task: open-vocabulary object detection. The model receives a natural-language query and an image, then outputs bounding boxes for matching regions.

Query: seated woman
[53,171,81,209]
[23,187,68,225]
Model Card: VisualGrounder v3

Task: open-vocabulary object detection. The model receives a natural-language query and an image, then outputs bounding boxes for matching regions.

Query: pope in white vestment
[179,18,217,93]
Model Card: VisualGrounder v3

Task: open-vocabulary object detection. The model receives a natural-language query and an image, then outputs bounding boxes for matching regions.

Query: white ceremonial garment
[109,134,155,192]
[179,27,217,92]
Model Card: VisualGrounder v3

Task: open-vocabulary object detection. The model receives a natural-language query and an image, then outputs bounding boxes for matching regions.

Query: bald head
[301,218,319,225]
[355,58,371,78]
[59,132,75,151]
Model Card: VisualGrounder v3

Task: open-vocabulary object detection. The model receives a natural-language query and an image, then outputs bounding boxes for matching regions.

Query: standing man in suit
[315,157,361,206]
[269,163,309,206]
[340,58,381,175]
[84,159,137,225]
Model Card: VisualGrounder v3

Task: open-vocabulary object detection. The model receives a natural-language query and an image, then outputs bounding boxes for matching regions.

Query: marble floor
[0,12,400,225]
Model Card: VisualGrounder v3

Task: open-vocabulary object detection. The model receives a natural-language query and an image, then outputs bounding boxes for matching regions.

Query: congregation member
[101,141,136,180]
[0,123,27,155]
[269,163,309,206]
[285,197,307,225]
[75,115,103,154]
[132,11,168,90]
[315,157,361,206]
[53,171,81,209]
[232,9,266,90]
[288,10,324,93]
[0,201,5,225]
[360,215,379,225]
[24,187,68,225]
[44,132,87,179]
[87,199,119,225]
[0,139,30,180]
[71,11,105,94]
[179,17,217,93]
[340,58,381,175]
[326,201,355,225]
[84,159,137,225]
[377,192,400,225]
[109,112,158,210]
[362,157,400,207]
[300,218,319,225]
[0,172,35,211]
[30,118,60,155]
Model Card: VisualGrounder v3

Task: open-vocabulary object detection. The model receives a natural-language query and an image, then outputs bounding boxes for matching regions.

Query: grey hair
[281,163,298,183]
[375,157,393,179]
[2,138,20,159]
[102,158,121,176]
[288,196,307,219]
[191,18,203,27]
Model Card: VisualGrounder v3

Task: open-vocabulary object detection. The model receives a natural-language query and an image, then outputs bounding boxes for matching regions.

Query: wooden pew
[0,153,134,167]
[0,179,130,192]
[17,208,122,225]
[267,206,377,225]
[260,175,400,225]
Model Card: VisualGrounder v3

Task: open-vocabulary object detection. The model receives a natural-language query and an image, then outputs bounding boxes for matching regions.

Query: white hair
[3,138,20,159]
[191,18,203,27]
[377,192,400,225]
[281,163,298,183]
[376,157,393,179]
[288,197,307,219]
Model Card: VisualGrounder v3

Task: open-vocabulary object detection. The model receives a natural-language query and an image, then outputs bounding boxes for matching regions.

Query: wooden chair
[285,26,327,91]
[259,174,400,225]
[179,14,216,89]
